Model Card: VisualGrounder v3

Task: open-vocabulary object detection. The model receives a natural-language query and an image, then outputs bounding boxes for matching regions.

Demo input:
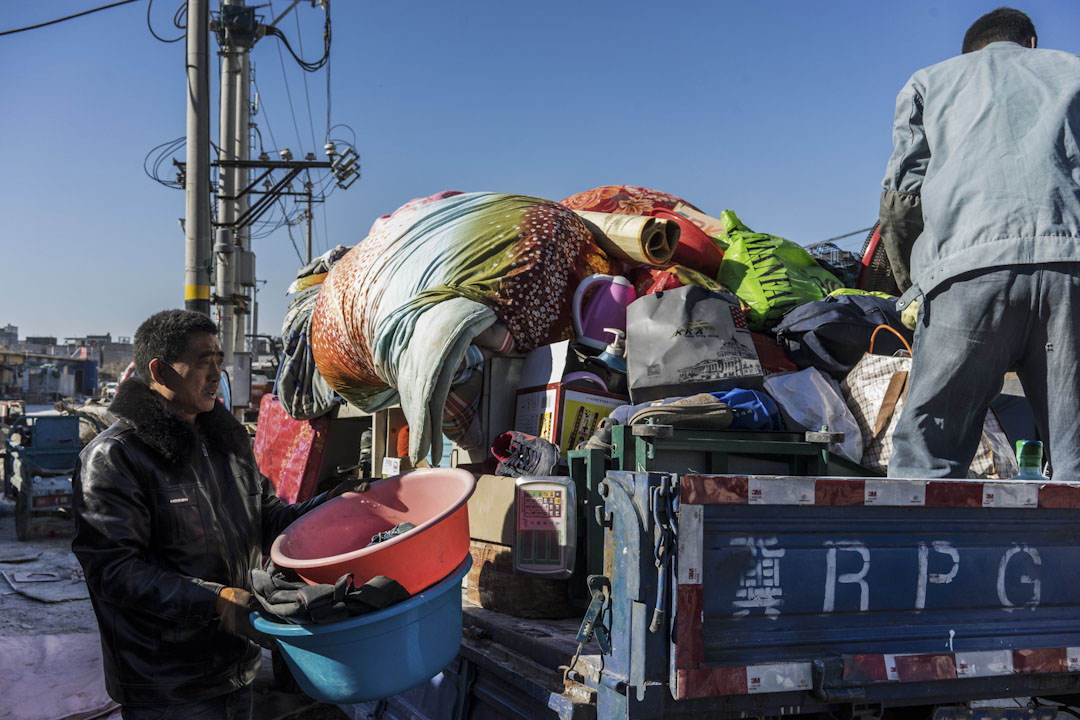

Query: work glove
[323,477,371,502]
[216,586,273,648]
[879,190,924,294]
[901,299,919,331]
[250,562,411,625]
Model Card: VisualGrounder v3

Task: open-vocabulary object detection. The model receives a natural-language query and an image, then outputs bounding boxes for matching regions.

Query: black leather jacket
[72,380,323,706]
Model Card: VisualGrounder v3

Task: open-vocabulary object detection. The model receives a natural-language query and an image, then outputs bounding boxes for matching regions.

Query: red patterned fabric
[253,393,329,503]
[560,185,698,215]
[629,266,685,296]
[561,186,724,278]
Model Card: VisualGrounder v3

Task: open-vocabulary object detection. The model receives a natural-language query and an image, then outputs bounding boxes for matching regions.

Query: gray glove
[323,477,371,502]
[879,190,924,293]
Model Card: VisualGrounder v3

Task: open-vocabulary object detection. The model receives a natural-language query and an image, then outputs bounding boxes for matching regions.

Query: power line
[252,71,281,154]
[268,2,306,154]
[0,0,140,37]
[147,0,185,43]
[324,38,332,140]
[279,199,305,264]
[294,9,319,163]
[262,8,330,73]
[320,196,331,256]
[816,226,876,245]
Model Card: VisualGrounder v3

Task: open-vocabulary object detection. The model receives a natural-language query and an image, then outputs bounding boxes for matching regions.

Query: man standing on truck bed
[879,7,1080,480]
[71,309,362,719]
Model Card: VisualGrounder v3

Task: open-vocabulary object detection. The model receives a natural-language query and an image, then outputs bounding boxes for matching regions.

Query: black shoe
[491,431,560,477]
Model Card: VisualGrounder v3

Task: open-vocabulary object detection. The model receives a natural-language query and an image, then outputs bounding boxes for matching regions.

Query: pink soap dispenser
[572,274,637,351]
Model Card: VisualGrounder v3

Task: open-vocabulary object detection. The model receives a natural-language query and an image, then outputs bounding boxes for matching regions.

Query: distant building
[0,328,131,398]
[64,333,133,380]
[21,358,98,400]
[24,336,59,354]
[0,324,17,348]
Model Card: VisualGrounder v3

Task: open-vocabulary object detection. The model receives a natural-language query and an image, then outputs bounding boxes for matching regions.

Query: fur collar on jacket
[108,379,250,468]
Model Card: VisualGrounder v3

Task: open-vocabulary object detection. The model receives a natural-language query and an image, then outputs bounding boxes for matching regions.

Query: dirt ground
[0,501,96,635]
[0,501,348,720]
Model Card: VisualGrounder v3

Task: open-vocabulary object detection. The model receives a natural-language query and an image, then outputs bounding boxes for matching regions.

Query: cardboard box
[467,474,517,546]
[513,341,628,454]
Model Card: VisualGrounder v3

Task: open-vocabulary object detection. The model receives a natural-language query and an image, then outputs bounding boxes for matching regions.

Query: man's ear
[1029,36,1037,49]
[147,358,170,388]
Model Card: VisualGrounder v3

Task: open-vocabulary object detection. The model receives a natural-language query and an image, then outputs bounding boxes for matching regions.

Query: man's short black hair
[962,7,1036,53]
[133,310,218,383]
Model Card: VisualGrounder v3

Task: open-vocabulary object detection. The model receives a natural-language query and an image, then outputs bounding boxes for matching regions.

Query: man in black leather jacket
[72,310,345,719]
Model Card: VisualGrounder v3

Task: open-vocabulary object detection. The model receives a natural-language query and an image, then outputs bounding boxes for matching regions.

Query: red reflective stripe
[675,584,704,669]
[1013,648,1067,674]
[925,481,983,507]
[1039,485,1080,508]
[815,478,866,506]
[681,475,748,504]
[843,654,889,682]
[894,653,957,682]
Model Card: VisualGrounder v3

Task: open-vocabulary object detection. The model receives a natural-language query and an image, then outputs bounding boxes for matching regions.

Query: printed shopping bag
[626,285,764,404]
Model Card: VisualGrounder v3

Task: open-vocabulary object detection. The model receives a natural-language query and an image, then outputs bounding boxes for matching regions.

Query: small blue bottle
[596,328,627,374]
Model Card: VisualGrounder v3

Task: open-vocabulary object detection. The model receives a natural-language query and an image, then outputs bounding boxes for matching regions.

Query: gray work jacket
[881,41,1080,307]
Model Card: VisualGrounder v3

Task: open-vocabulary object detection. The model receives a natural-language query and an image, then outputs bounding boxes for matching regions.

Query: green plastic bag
[828,288,894,300]
[717,211,843,331]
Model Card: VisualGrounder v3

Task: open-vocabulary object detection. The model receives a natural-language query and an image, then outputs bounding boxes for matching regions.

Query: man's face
[155,332,224,421]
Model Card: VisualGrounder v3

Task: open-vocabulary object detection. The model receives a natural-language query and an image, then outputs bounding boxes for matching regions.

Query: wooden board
[467,540,579,619]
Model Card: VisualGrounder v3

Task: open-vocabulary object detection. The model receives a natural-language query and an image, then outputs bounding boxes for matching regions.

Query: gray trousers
[889,264,1080,480]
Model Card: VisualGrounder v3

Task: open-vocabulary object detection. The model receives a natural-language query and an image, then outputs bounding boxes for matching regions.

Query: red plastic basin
[270,468,477,594]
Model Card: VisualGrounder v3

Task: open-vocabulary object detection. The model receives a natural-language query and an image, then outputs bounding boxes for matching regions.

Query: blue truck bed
[597,471,1080,718]
[345,469,1080,720]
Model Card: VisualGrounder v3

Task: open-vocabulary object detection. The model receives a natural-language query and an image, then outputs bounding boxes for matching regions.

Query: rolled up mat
[670,202,729,246]
[573,210,680,266]
[650,207,724,278]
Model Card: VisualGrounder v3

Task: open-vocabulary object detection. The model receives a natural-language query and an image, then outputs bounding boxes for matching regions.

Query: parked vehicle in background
[101,382,117,400]
[1,414,84,540]
[0,400,25,425]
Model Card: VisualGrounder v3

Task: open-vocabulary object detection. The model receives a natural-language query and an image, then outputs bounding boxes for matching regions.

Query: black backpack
[773,294,914,378]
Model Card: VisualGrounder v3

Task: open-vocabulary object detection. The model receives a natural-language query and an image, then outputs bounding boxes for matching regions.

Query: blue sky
[3,0,1079,342]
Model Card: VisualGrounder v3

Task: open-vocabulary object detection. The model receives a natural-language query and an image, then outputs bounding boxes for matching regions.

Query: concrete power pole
[184,0,211,316]
[237,52,253,357]
[305,182,313,264]
[216,0,255,417]
[215,31,239,379]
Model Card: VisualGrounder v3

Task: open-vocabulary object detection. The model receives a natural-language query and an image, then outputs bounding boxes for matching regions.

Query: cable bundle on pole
[264,12,330,73]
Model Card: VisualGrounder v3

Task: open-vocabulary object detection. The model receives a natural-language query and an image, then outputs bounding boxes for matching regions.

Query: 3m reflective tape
[745,663,812,693]
[677,504,704,584]
[982,483,1039,508]
[748,477,815,505]
[865,480,926,506]
[955,650,1014,677]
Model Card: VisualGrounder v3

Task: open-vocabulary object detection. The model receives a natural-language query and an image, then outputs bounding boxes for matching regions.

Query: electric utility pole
[210,0,357,416]
[214,0,258,417]
[184,0,211,316]
[237,51,252,359]
[305,181,314,264]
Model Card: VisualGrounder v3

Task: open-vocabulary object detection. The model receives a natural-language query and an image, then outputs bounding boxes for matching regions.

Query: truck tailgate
[673,473,1080,703]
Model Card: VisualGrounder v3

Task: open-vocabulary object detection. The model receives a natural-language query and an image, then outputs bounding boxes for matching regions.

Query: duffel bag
[774,293,913,378]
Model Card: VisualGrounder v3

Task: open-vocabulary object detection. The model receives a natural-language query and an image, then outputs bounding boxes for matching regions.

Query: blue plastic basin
[252,555,472,703]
